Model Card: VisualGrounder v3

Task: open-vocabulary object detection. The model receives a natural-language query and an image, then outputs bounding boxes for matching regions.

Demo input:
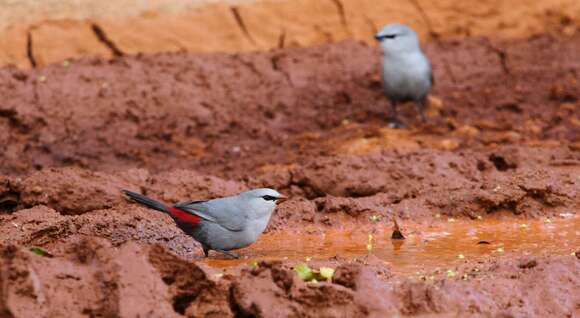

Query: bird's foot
[418,111,427,123]
[387,117,406,129]
[215,249,240,259]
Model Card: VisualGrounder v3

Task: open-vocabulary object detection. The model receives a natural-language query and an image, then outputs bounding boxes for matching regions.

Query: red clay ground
[0,33,579,317]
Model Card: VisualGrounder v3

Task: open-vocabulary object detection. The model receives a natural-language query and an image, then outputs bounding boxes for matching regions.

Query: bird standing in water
[122,188,287,258]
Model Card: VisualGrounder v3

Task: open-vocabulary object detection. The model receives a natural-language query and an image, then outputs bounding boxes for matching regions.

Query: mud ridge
[0,241,578,317]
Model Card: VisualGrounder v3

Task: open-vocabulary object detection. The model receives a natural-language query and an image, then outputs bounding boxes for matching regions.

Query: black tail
[122,190,168,213]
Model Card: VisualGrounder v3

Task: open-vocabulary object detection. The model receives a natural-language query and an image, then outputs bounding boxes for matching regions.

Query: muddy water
[204,216,579,275]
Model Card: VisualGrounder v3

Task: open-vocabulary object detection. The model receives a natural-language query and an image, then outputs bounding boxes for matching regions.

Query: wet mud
[0,33,579,317]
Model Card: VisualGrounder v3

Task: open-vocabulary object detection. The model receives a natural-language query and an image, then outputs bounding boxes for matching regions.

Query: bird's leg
[416,98,427,122]
[202,245,210,258]
[215,249,240,259]
[388,101,405,128]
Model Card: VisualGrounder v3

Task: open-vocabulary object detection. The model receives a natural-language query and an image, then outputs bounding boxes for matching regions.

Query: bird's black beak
[276,195,288,204]
[375,34,384,41]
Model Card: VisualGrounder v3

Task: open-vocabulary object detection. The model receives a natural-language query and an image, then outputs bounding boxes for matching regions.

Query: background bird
[122,188,286,258]
[375,23,433,127]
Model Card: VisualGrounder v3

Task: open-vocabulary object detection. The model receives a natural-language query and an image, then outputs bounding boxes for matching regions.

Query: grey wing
[174,198,245,232]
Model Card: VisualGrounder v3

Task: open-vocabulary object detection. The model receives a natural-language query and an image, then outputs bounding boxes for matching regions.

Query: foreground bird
[122,188,286,258]
[375,23,433,127]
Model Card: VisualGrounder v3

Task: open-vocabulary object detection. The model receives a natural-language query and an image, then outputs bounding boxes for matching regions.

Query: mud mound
[0,144,577,243]
[0,35,578,178]
[0,167,251,259]
[0,240,230,317]
[0,146,576,263]
[1,241,578,317]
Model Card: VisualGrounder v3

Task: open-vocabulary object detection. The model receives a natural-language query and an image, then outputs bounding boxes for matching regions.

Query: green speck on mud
[30,246,53,257]
[294,263,314,281]
[319,267,335,280]
[294,264,335,282]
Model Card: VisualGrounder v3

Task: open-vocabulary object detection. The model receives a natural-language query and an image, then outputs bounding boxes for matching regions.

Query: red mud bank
[0,240,578,317]
[0,33,579,317]
[0,34,578,177]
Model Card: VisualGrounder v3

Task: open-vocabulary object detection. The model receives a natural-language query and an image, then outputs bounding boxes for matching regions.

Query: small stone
[457,125,479,137]
[518,259,538,269]
[31,186,43,194]
[440,139,459,151]
[428,95,443,110]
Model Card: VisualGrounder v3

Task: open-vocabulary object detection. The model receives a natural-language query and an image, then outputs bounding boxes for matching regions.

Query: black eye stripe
[262,195,277,201]
[376,34,398,40]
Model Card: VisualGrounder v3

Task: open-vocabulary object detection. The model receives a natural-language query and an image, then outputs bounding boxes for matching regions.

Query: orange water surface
[202,216,579,275]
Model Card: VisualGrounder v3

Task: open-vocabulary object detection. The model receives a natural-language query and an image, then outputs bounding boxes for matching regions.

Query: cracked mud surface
[0,33,579,317]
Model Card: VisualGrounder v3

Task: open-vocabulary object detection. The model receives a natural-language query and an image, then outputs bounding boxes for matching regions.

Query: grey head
[375,23,421,55]
[238,188,287,219]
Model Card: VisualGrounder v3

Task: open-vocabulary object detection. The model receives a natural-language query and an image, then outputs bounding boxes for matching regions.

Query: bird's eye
[261,195,277,201]
[375,34,398,41]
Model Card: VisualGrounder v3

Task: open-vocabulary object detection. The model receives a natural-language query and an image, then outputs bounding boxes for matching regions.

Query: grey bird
[122,188,287,258]
[375,23,433,127]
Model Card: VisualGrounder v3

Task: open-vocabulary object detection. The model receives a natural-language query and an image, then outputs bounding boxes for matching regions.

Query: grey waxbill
[375,23,433,128]
[122,188,287,258]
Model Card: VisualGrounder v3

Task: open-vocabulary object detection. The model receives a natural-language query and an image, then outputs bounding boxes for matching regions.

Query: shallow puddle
[203,216,579,275]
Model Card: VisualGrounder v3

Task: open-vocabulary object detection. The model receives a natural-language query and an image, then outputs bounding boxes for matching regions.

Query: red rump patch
[167,207,201,225]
